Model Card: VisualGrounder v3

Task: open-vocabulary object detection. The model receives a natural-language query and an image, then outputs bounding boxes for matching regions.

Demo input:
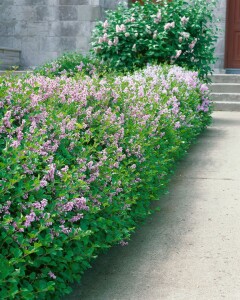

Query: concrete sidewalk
[66,112,240,300]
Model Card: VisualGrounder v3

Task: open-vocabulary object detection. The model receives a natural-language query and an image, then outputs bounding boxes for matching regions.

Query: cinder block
[13,0,58,5]
[36,51,59,66]
[60,22,81,36]
[0,0,14,5]
[0,6,14,22]
[39,37,60,52]
[12,36,22,50]
[76,36,91,50]
[36,6,57,21]
[0,23,15,35]
[0,37,14,48]
[78,5,101,21]
[59,6,78,21]
[59,37,77,51]
[59,0,89,4]
[12,6,36,22]
[77,21,92,36]
[14,21,28,37]
[13,0,47,5]
[27,22,49,37]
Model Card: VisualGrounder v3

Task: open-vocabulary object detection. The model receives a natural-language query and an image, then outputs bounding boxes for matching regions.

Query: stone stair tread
[211,92,240,95]
[210,93,240,103]
[210,74,240,84]
[210,83,240,86]
[214,101,240,104]
[213,101,240,111]
[212,74,240,76]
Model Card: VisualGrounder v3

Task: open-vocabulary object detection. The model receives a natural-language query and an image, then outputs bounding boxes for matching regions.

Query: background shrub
[34,52,98,78]
[91,0,218,79]
[0,65,211,299]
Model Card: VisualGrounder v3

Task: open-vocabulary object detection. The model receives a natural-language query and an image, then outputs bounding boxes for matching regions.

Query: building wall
[213,0,227,72]
[0,0,126,68]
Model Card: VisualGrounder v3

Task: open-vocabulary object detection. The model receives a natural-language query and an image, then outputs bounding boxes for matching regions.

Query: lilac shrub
[91,0,218,79]
[0,65,211,299]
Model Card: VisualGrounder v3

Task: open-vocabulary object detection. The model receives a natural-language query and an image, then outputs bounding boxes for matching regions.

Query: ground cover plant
[0,65,211,299]
[91,0,218,79]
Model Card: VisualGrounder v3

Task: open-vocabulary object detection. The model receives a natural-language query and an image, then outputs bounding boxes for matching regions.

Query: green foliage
[34,52,98,78]
[0,65,211,299]
[91,0,219,79]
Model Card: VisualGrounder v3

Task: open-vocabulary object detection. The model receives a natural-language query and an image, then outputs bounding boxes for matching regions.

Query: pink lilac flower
[62,201,74,212]
[181,16,189,26]
[45,163,56,181]
[22,164,34,175]
[60,225,72,235]
[31,199,47,210]
[174,121,181,129]
[3,111,11,128]
[103,20,108,28]
[119,240,129,247]
[98,36,104,43]
[180,32,190,40]
[69,214,84,223]
[24,212,36,227]
[61,165,69,172]
[116,24,126,33]
[48,272,56,280]
[102,33,108,42]
[76,62,85,71]
[189,38,197,50]
[113,37,119,45]
[10,140,20,148]
[153,31,158,39]
[164,22,175,31]
[40,179,48,187]
[200,84,209,93]
[174,50,182,59]
[74,197,89,210]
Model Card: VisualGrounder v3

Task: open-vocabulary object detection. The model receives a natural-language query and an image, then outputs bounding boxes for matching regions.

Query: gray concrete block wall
[213,0,227,72]
[0,0,123,69]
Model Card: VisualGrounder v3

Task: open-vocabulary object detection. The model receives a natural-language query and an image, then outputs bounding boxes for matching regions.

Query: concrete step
[210,93,240,102]
[213,101,240,111]
[211,74,240,83]
[209,83,240,93]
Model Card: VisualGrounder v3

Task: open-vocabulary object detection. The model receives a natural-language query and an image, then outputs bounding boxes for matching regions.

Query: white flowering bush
[91,0,218,79]
[0,65,211,299]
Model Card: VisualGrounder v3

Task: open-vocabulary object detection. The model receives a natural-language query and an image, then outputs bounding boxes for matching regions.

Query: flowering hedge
[0,65,211,299]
